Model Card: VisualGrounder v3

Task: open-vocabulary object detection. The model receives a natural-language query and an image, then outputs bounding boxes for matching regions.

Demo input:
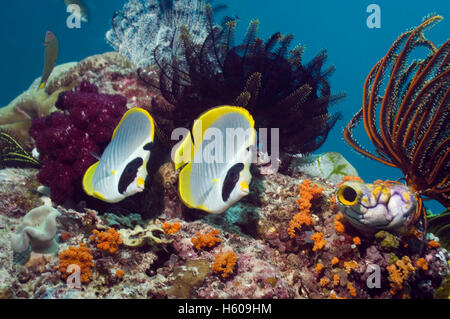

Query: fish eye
[338,185,358,206]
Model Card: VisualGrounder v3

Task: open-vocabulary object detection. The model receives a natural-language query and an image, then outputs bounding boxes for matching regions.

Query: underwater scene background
[1,0,448,212]
[0,0,449,300]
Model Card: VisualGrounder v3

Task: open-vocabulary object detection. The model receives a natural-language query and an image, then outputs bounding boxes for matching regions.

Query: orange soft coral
[311,232,326,251]
[344,260,358,274]
[315,263,324,275]
[353,236,361,246]
[427,240,440,248]
[288,179,323,238]
[416,258,429,271]
[331,257,339,266]
[162,221,181,235]
[211,250,237,278]
[191,229,221,250]
[116,269,125,279]
[333,274,340,286]
[90,228,123,254]
[320,277,330,287]
[386,256,415,295]
[347,282,357,297]
[57,243,94,283]
[334,212,345,233]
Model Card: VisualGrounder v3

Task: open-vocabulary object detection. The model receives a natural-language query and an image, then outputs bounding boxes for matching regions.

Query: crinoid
[142,5,344,155]
[344,15,450,220]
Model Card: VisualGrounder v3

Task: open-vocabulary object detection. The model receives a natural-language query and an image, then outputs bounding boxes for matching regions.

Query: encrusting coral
[30,81,128,204]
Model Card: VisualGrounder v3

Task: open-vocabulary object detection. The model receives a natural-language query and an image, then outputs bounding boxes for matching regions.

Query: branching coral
[211,250,237,278]
[106,0,222,67]
[90,228,123,254]
[57,243,94,283]
[30,81,128,204]
[145,5,344,156]
[288,179,323,238]
[191,229,221,250]
[344,15,449,214]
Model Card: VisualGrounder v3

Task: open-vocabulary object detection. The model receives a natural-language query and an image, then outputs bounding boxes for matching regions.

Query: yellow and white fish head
[83,108,155,203]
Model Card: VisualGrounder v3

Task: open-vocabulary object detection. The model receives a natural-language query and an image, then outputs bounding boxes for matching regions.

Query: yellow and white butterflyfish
[82,108,155,203]
[174,105,256,214]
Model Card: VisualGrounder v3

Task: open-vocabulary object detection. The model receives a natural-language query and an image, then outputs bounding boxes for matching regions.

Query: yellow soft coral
[56,243,94,283]
[90,228,123,254]
[211,250,237,278]
[288,179,323,238]
[191,229,221,250]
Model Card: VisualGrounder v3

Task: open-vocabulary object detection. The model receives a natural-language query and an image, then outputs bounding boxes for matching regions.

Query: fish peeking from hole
[335,180,419,234]
[173,106,256,214]
[83,108,155,203]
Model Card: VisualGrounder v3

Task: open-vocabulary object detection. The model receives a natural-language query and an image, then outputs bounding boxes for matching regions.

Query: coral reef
[344,15,449,211]
[30,81,128,204]
[0,162,448,299]
[10,205,61,254]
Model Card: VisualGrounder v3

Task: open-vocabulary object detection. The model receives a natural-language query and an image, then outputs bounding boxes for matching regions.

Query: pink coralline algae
[30,81,128,204]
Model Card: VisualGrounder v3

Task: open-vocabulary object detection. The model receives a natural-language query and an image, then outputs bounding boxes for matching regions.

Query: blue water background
[0,0,448,213]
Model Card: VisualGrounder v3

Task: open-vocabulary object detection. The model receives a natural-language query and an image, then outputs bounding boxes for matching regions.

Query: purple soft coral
[30,81,128,204]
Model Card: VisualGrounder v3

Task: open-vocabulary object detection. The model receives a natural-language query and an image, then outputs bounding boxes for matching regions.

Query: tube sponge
[11,205,61,254]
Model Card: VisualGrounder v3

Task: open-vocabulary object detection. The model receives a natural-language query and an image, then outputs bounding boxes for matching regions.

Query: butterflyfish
[174,106,256,214]
[83,108,155,203]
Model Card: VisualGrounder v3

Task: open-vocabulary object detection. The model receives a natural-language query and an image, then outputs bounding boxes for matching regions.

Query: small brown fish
[64,0,89,23]
[39,31,58,90]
